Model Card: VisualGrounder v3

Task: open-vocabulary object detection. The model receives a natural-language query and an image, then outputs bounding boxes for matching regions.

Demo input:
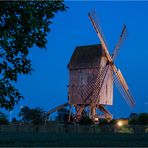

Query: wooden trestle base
[46,102,112,124]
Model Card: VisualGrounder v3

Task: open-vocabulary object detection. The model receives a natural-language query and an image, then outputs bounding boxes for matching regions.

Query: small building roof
[68,44,105,70]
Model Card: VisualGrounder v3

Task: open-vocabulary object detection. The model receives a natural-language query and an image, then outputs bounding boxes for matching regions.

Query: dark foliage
[56,108,70,123]
[109,119,117,125]
[11,117,17,123]
[79,116,93,125]
[0,1,67,110]
[129,113,148,125]
[99,119,117,126]
[129,113,138,118]
[99,119,109,125]
[19,106,46,125]
[18,106,30,122]
[0,111,9,125]
[138,113,148,125]
[129,116,138,125]
[30,108,46,125]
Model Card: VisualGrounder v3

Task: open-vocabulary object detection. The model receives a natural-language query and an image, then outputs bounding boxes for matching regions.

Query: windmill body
[68,44,113,106]
[68,44,113,121]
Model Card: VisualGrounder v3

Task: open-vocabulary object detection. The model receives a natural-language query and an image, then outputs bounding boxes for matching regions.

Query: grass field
[0,132,148,147]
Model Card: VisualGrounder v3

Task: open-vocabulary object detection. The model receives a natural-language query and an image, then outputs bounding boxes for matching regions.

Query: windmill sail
[112,25,127,61]
[88,10,108,49]
[88,10,112,62]
[113,69,135,107]
[88,9,135,108]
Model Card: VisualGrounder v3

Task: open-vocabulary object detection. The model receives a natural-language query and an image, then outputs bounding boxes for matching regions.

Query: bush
[99,119,109,125]
[98,119,117,133]
[129,113,148,125]
[56,108,70,123]
[129,117,138,125]
[138,113,148,125]
[110,119,117,125]
[79,116,93,125]
[12,117,17,123]
[0,117,9,125]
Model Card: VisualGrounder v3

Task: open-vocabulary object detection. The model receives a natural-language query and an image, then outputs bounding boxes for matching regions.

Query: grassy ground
[0,132,148,147]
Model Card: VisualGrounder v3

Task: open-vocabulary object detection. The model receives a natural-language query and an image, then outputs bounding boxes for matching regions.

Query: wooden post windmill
[68,10,135,122]
[47,10,135,123]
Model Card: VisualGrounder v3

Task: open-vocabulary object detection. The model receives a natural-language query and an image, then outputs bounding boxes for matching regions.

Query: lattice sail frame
[88,10,135,108]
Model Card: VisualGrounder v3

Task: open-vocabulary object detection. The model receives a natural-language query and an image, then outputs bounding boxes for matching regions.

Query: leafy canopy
[0,1,67,110]
[19,106,46,125]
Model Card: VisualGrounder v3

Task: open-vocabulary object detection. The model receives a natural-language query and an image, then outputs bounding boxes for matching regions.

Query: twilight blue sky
[4,1,148,119]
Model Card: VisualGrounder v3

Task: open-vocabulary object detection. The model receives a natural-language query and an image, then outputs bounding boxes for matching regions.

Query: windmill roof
[68,44,105,70]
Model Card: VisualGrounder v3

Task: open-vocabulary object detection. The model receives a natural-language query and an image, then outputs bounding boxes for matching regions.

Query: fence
[0,124,148,134]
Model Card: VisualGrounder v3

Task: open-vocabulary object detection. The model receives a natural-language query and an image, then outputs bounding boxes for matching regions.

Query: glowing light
[117,121,123,127]
[94,117,99,121]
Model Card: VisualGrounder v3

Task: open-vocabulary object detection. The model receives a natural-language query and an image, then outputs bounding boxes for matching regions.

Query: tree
[128,116,138,125]
[56,108,70,123]
[129,113,148,125]
[19,106,46,125]
[0,111,9,125]
[0,1,67,110]
[11,117,18,123]
[129,113,138,118]
[19,106,30,122]
[30,107,46,125]
[138,113,148,125]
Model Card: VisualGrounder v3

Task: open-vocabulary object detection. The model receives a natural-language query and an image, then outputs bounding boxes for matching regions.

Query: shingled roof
[68,44,105,70]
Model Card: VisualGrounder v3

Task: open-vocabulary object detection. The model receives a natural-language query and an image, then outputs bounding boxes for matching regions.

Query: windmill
[47,10,135,123]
